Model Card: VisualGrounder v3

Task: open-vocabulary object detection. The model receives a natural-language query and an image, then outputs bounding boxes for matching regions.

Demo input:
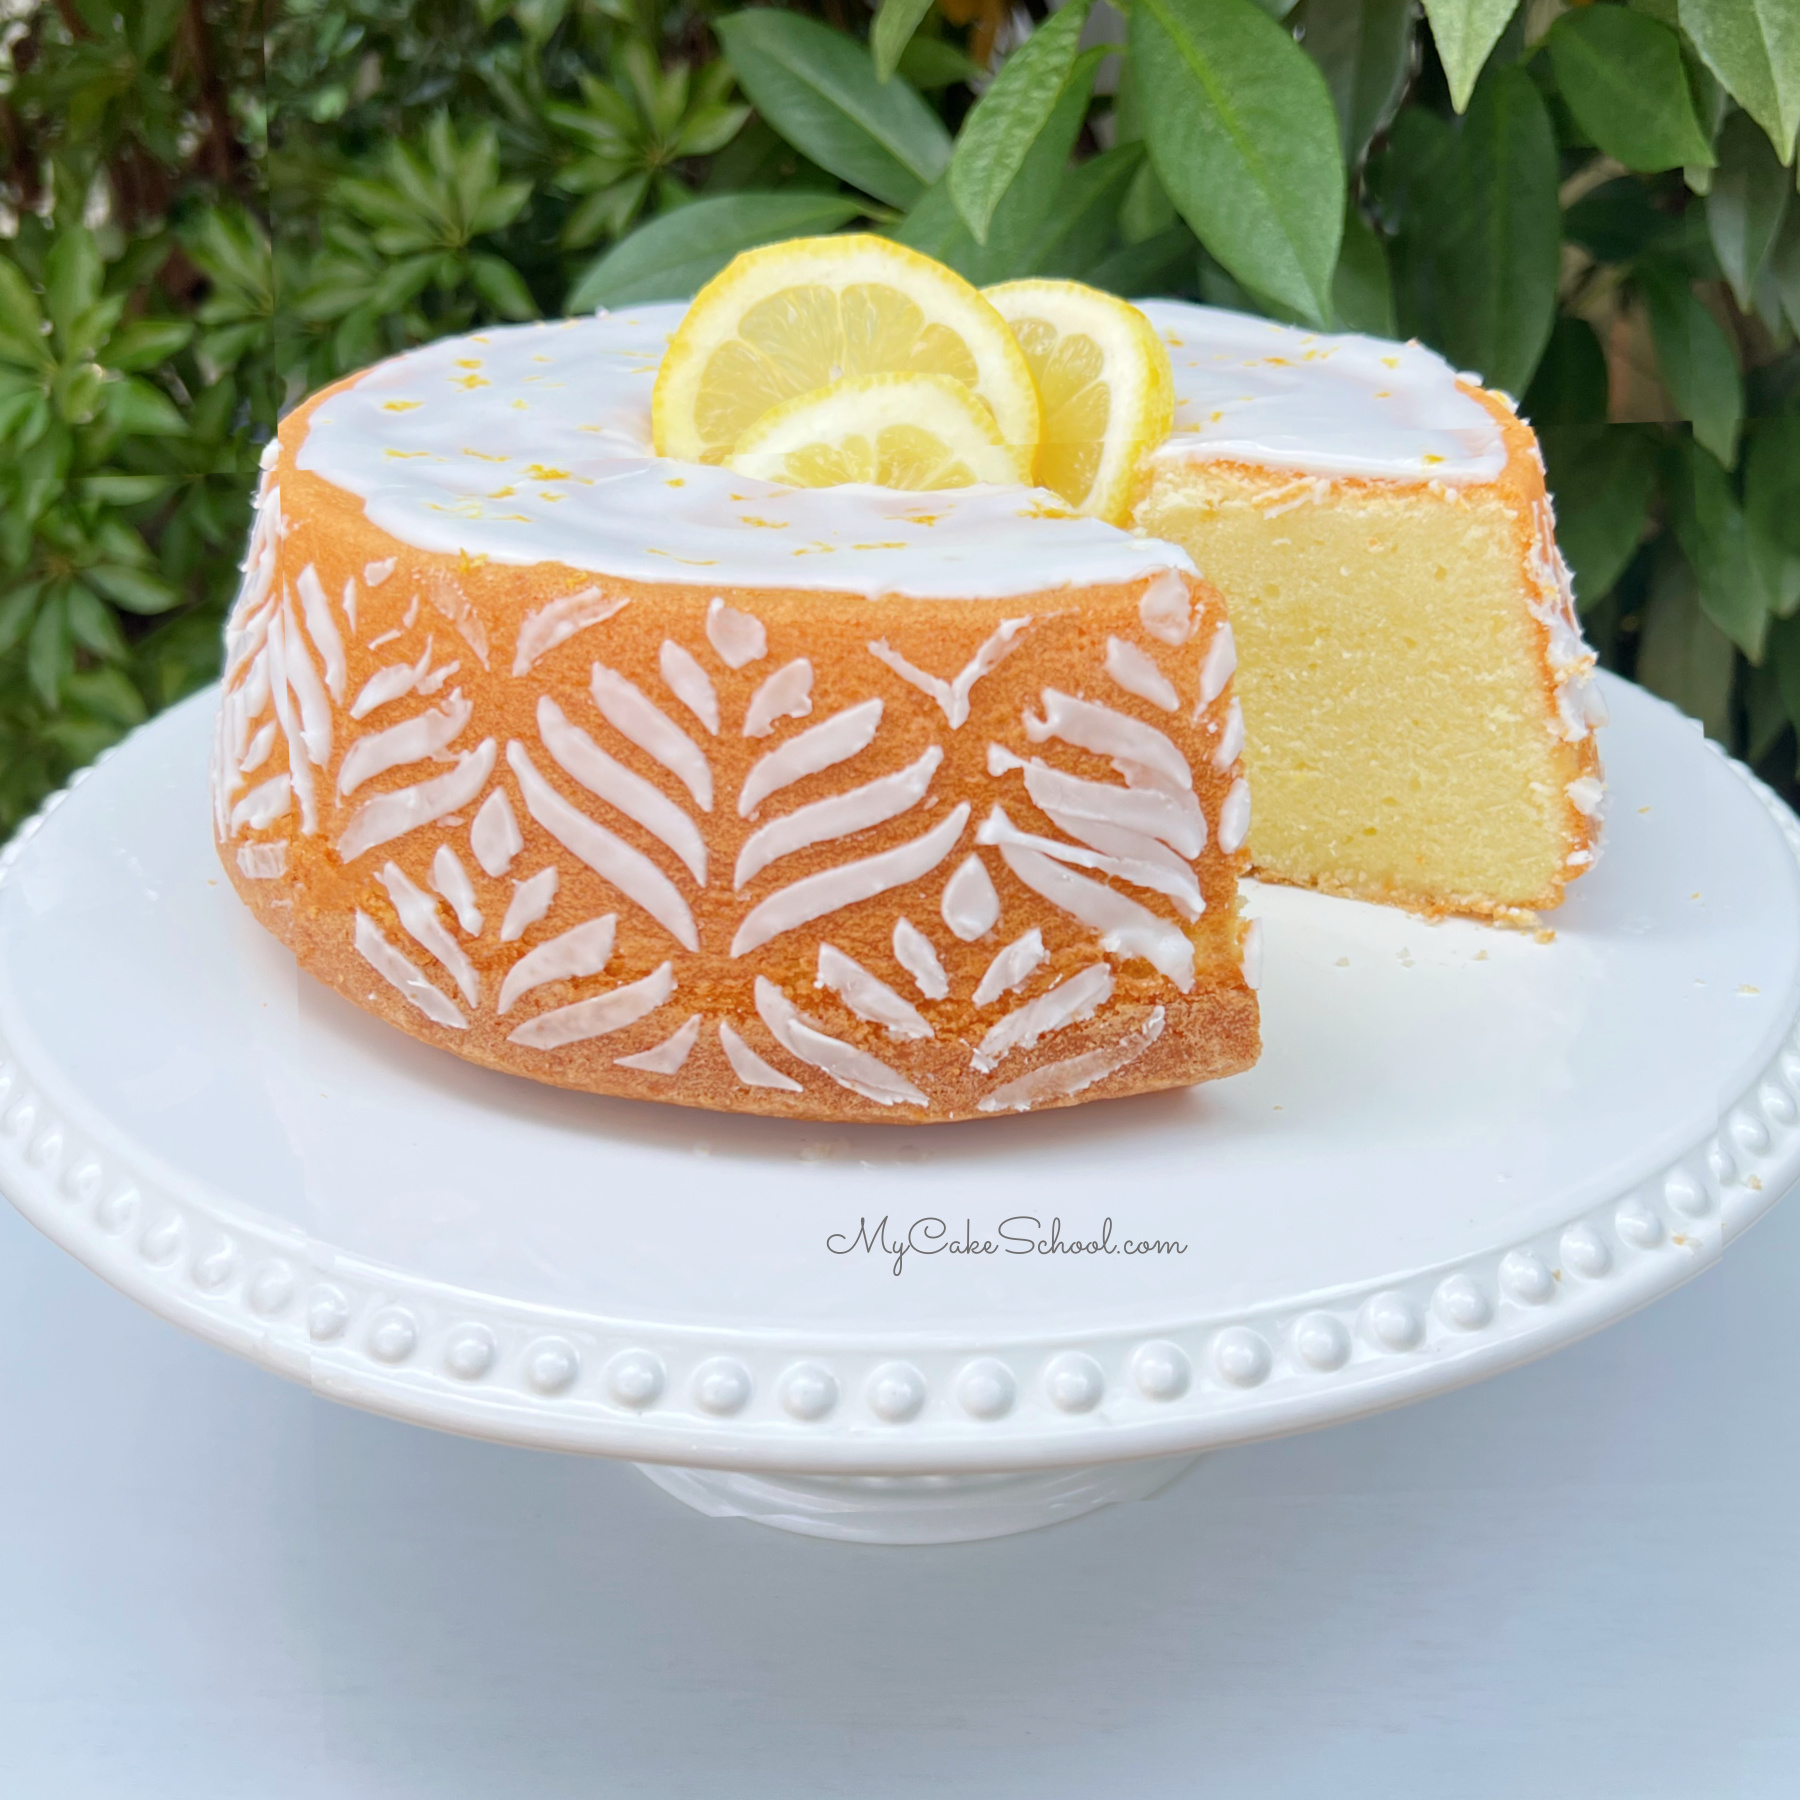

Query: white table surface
[4,1170,1798,1797]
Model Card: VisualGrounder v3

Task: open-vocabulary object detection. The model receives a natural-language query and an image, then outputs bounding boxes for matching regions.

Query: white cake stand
[3,676,1798,1544]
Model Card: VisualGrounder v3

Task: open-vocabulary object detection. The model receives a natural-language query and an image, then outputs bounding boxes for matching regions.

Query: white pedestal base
[632,1454,1204,1544]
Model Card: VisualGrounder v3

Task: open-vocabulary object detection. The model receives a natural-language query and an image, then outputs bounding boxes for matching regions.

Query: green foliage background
[2,0,1798,835]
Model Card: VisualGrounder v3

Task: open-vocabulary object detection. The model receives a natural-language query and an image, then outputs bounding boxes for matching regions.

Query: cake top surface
[1139,301,1510,484]
[293,304,1193,601]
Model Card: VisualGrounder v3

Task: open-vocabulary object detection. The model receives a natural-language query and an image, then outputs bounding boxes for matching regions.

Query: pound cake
[1130,302,1604,918]
[213,252,1259,1124]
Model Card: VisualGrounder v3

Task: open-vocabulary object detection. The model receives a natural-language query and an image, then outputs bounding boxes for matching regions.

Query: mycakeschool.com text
[826,1216,1190,1277]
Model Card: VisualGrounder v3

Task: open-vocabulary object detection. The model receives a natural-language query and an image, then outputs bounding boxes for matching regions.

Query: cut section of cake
[1130,303,1604,921]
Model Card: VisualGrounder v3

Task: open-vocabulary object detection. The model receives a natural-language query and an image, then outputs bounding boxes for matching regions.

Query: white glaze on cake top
[1138,301,1509,484]
[294,305,1193,600]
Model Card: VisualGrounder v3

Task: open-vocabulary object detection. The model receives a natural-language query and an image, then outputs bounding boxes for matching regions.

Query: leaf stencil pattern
[216,543,1232,1116]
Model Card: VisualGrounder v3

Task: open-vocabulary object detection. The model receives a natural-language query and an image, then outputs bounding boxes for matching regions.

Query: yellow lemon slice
[726,372,1033,491]
[654,234,1039,465]
[982,279,1174,526]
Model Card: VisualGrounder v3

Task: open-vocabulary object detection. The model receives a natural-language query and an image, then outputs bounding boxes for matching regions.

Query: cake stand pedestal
[3,676,1798,1545]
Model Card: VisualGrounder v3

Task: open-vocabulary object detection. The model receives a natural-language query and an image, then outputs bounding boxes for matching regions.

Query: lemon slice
[981,279,1174,526]
[654,234,1040,465]
[726,372,1032,491]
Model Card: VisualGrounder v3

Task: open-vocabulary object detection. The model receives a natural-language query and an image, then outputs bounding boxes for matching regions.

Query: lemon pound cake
[1131,304,1605,920]
[212,302,1259,1122]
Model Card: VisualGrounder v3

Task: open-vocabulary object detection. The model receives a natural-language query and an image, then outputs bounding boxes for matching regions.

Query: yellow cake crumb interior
[1138,467,1574,914]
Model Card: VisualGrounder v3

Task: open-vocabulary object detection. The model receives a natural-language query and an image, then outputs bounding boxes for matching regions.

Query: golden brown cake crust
[215,380,1259,1124]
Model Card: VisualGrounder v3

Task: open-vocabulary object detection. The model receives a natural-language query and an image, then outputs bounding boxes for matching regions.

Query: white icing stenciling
[336,740,498,863]
[1217,778,1252,855]
[342,575,357,636]
[470,786,523,877]
[230,772,291,833]
[259,438,279,471]
[659,640,719,735]
[755,977,928,1108]
[743,658,814,738]
[941,853,1000,942]
[1213,698,1245,770]
[986,743,1206,858]
[337,690,472,795]
[1198,623,1237,710]
[500,866,559,942]
[279,596,333,769]
[539,696,706,884]
[1140,299,1507,484]
[892,918,949,1001]
[296,312,1194,598]
[263,610,318,833]
[1024,690,1193,794]
[363,558,396,588]
[719,1021,802,1091]
[816,944,934,1040]
[734,747,942,889]
[507,961,675,1050]
[590,664,713,811]
[731,802,970,957]
[972,963,1114,1073]
[512,587,629,676]
[497,914,617,1014]
[616,1012,702,1073]
[353,909,467,1029]
[998,843,1195,991]
[978,1007,1165,1113]
[1566,776,1604,817]
[430,845,483,934]
[707,598,767,667]
[867,618,1031,729]
[1138,571,1192,646]
[378,861,479,1007]
[1104,637,1179,712]
[350,640,434,720]
[295,565,347,703]
[507,742,699,950]
[972,928,1047,1007]
[1242,918,1263,991]
[738,699,882,818]
[979,805,1202,919]
[236,841,287,879]
[425,572,490,670]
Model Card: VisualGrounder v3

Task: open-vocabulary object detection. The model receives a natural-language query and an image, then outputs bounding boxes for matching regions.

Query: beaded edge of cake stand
[1,731,1797,1472]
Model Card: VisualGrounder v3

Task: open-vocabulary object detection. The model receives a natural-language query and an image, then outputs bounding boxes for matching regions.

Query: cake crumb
[1474,949,1489,961]
[1739,985,1760,996]
[1638,805,1651,814]
[1334,957,1349,967]
[1748,1175,1764,1191]
[1534,929,1556,945]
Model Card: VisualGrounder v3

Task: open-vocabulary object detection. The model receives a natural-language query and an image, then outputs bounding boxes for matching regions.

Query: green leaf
[103,376,187,438]
[1635,546,1736,739]
[1542,426,1658,604]
[467,254,538,321]
[898,38,984,91]
[1027,145,1147,279]
[1773,207,1800,335]
[894,60,1103,283]
[102,319,194,373]
[86,563,182,615]
[0,258,47,356]
[568,191,864,311]
[1295,0,1414,169]
[1772,613,1800,748]
[1666,438,1769,657]
[1131,0,1346,324]
[44,228,103,339]
[64,583,128,660]
[1433,67,1561,396]
[1331,201,1396,335]
[0,580,42,657]
[715,11,951,209]
[873,0,937,83]
[1639,260,1744,465]
[1524,315,1610,430]
[1747,416,1800,560]
[27,590,69,710]
[1678,0,1800,161]
[1706,109,1792,307]
[1420,0,1522,114]
[1546,7,1715,173]
[948,5,1097,245]
[1562,177,1681,264]
[1087,223,1201,299]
